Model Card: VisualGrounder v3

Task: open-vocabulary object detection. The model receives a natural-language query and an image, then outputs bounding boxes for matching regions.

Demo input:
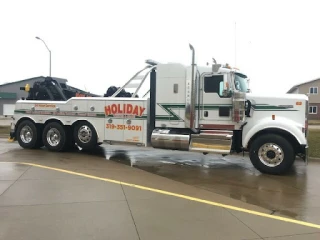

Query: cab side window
[204,75,225,97]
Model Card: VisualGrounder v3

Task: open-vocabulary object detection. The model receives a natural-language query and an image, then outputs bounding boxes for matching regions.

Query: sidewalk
[0,160,319,240]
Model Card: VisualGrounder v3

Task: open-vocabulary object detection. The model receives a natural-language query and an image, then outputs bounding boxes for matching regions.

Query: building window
[309,87,318,94]
[309,106,317,114]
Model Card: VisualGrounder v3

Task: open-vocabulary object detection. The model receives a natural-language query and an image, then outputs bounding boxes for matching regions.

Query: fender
[15,115,38,126]
[44,117,72,126]
[12,115,39,140]
[242,116,307,148]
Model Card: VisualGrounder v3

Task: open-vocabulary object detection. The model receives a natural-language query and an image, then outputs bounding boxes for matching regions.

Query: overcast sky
[0,0,319,97]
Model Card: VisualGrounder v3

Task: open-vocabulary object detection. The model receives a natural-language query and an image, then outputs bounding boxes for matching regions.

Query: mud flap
[303,145,309,165]
[297,145,308,165]
[8,122,16,143]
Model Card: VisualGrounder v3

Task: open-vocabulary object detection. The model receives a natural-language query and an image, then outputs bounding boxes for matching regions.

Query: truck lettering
[35,104,56,108]
[105,104,145,117]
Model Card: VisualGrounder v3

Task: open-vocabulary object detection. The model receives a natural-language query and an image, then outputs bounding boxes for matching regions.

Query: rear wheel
[249,133,295,175]
[73,121,97,150]
[16,120,42,149]
[42,122,68,152]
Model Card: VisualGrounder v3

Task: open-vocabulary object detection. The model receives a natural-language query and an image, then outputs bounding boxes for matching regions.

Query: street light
[35,36,51,76]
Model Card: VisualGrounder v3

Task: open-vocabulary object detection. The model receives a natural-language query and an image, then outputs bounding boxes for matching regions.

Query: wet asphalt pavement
[105,145,320,224]
[0,138,320,226]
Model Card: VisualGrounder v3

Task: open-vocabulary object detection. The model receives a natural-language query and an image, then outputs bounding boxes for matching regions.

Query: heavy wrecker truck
[8,44,309,175]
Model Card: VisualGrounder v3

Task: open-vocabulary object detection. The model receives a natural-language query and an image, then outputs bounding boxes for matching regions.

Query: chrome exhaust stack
[185,43,196,130]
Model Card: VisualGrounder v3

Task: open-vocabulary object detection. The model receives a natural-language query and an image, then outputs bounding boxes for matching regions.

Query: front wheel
[249,133,295,175]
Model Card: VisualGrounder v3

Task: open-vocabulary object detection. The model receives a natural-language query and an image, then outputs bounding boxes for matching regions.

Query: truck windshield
[234,72,248,92]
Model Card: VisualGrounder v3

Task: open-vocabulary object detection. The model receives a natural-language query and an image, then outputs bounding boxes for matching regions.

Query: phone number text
[106,124,142,131]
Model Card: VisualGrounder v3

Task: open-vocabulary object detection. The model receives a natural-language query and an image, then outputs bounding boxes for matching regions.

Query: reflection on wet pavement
[1,139,320,225]
[99,144,319,224]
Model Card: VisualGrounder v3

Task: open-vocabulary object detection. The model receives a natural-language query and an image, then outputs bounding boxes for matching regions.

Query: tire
[249,133,295,175]
[16,120,42,149]
[42,122,68,152]
[73,121,97,150]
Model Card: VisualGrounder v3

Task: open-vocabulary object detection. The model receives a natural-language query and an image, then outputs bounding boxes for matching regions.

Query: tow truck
[8,44,309,175]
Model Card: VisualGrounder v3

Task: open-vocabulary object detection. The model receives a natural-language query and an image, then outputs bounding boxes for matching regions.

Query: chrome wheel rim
[258,143,284,167]
[46,128,61,147]
[78,125,92,143]
[20,126,33,143]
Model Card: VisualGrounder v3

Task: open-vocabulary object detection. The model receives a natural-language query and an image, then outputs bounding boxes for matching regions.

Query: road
[105,144,320,224]
[1,138,320,226]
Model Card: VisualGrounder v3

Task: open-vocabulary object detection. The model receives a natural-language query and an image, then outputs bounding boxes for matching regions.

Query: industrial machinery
[19,76,99,101]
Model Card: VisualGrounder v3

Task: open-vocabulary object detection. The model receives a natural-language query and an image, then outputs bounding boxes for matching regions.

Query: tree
[104,86,139,98]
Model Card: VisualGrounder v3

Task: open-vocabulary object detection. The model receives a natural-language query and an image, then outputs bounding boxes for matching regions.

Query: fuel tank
[151,129,190,151]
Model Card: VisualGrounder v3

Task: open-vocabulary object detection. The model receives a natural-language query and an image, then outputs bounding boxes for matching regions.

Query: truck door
[199,73,233,129]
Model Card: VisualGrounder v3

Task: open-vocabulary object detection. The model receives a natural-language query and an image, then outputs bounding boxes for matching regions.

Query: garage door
[3,104,15,116]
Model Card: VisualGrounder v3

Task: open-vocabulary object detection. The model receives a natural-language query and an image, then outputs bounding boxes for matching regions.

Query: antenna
[234,21,237,67]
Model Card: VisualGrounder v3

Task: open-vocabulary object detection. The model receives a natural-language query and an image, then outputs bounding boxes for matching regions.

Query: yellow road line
[3,161,320,229]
